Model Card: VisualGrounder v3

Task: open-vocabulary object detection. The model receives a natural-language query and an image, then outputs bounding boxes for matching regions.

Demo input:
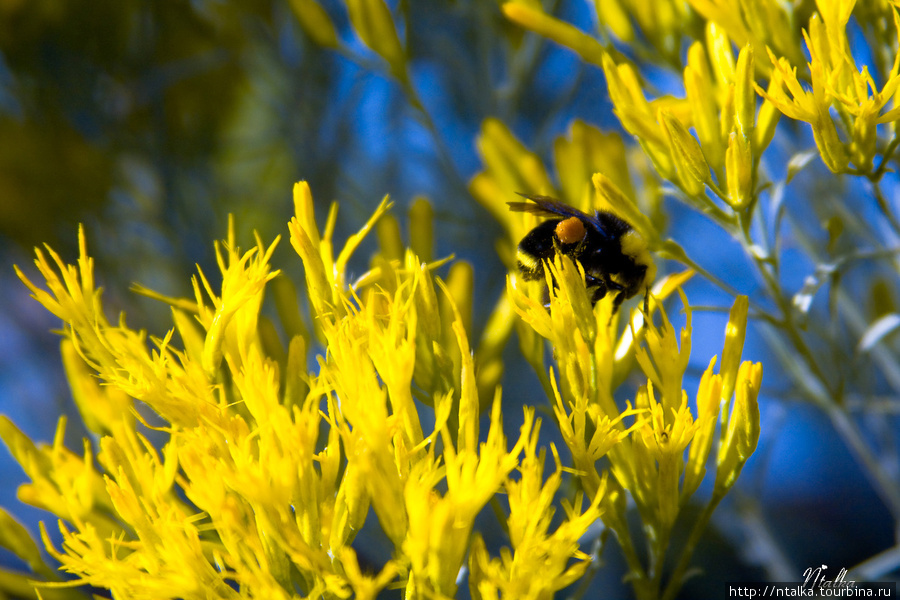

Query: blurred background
[0,0,896,598]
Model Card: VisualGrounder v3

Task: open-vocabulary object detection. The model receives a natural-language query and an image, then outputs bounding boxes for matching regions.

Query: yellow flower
[508,278,762,597]
[0,417,116,537]
[604,294,700,531]
[554,121,638,210]
[469,118,556,235]
[550,370,642,500]
[403,396,528,598]
[5,172,765,600]
[10,184,511,599]
[759,4,900,173]
[685,41,725,170]
[338,547,399,600]
[726,130,754,209]
[288,181,391,326]
[686,0,801,68]
[602,46,767,210]
[468,438,605,599]
[634,292,692,412]
[635,383,701,529]
[602,54,677,181]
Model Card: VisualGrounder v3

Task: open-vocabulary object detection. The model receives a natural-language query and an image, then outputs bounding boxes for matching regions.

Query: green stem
[735,215,838,400]
[646,524,671,600]
[738,165,900,538]
[569,535,605,600]
[658,240,779,330]
[871,136,900,182]
[659,494,722,600]
[868,173,900,239]
[827,405,900,527]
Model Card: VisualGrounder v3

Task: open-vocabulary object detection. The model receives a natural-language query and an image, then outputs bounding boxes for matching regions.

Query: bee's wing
[506,193,584,218]
[507,193,611,240]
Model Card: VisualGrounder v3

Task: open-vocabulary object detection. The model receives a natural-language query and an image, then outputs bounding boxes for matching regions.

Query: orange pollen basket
[555,217,586,245]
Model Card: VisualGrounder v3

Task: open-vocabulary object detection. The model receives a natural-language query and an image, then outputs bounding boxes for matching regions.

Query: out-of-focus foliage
[0,0,251,248]
[1,0,899,598]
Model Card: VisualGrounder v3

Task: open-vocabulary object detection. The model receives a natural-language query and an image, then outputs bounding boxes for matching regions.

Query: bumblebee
[508,194,655,312]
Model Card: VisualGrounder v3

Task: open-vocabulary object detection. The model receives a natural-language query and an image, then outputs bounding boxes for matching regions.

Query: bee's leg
[550,234,565,257]
[542,285,552,308]
[612,291,627,314]
[601,272,624,292]
[602,276,626,313]
[584,274,607,305]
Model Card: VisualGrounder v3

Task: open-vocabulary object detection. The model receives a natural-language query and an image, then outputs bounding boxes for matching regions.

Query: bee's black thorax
[509,194,655,312]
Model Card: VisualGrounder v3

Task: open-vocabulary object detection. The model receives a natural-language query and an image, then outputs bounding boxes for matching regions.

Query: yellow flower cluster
[6,182,647,600]
[760,0,900,173]
[503,250,762,600]
[504,0,900,204]
[470,113,763,599]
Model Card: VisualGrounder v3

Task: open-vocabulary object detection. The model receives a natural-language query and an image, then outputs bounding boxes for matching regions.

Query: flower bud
[288,0,338,48]
[734,45,756,139]
[715,362,763,494]
[725,131,753,209]
[660,110,711,197]
[753,69,783,152]
[346,0,406,79]
[812,113,850,173]
[685,42,725,169]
